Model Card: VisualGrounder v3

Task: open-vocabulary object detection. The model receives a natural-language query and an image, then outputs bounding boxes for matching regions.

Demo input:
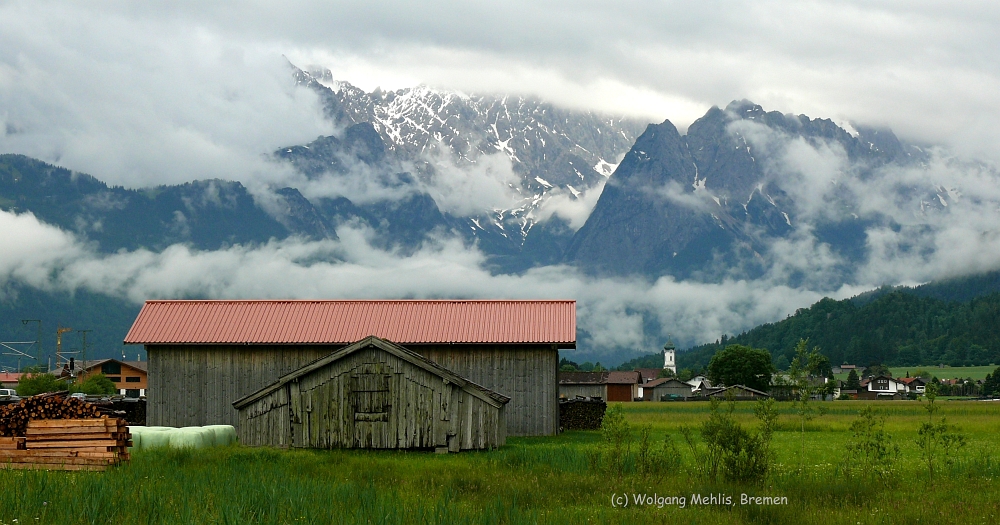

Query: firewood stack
[0,392,109,437]
[0,393,131,471]
[558,398,608,430]
[0,419,131,471]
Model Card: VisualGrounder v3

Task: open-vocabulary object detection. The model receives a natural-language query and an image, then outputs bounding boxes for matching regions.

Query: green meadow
[2,401,1000,524]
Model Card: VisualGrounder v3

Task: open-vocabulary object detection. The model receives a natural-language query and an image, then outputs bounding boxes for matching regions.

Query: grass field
[833,364,1000,381]
[2,401,1000,524]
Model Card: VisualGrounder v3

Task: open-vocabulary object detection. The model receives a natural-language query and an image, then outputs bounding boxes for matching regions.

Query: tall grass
[0,401,998,524]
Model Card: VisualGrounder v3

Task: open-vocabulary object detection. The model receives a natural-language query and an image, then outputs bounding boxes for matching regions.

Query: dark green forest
[678,289,1000,371]
[612,272,1000,373]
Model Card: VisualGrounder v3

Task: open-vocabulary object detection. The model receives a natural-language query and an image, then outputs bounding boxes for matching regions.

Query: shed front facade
[124,299,575,436]
[642,378,694,401]
[233,336,508,451]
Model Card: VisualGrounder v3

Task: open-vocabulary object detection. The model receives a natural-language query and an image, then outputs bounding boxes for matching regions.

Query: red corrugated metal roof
[124,300,576,346]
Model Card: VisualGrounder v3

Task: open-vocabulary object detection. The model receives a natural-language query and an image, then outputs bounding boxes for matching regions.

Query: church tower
[663,340,676,374]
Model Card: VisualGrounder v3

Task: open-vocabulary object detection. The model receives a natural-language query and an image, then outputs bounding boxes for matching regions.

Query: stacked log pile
[0,392,108,437]
[0,393,130,471]
[558,398,607,430]
[0,419,130,471]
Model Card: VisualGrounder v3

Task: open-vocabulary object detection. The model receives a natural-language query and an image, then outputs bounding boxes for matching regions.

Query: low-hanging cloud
[734,119,1000,286]
[0,208,851,358]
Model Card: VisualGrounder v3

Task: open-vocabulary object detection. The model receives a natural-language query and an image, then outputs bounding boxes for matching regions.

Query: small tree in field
[915,382,966,482]
[788,340,828,473]
[843,405,899,482]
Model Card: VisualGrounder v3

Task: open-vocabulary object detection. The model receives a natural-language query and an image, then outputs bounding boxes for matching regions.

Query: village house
[686,375,713,393]
[634,368,662,384]
[124,299,575,436]
[57,359,148,398]
[858,375,905,400]
[606,371,641,401]
[0,372,23,390]
[558,370,643,402]
[897,377,927,394]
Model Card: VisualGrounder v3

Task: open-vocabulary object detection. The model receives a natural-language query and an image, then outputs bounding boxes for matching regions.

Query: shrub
[591,403,632,477]
[635,425,683,477]
[843,405,899,482]
[684,396,776,484]
[16,373,68,396]
[71,373,117,395]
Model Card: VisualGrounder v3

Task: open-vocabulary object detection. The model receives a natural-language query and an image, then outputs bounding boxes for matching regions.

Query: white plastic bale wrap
[204,425,237,446]
[128,425,237,450]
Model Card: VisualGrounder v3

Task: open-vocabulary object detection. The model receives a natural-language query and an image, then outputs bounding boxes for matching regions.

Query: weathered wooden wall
[237,347,505,450]
[149,343,557,436]
[558,384,606,400]
[147,345,333,427]
[415,345,558,437]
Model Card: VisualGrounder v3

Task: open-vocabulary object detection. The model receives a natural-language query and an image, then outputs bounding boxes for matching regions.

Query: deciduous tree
[707,344,774,392]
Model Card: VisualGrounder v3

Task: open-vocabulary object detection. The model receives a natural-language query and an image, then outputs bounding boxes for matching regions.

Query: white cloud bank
[0,208,848,355]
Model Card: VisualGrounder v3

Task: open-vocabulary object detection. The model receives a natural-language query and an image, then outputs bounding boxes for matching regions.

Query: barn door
[351,363,392,448]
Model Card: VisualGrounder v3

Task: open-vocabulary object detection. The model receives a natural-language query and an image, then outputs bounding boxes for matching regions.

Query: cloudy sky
[2,0,999,187]
[2,1,999,360]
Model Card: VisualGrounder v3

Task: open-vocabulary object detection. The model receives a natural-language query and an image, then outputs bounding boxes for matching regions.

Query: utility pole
[56,326,73,370]
[78,329,92,377]
[21,319,41,368]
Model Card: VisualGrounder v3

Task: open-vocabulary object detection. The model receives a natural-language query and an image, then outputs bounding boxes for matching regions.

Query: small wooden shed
[642,378,694,401]
[232,336,510,451]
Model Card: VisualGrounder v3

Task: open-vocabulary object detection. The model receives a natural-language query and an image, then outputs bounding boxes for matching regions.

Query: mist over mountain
[3,71,1000,368]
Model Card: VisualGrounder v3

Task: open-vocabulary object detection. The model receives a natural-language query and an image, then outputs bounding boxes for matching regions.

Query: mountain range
[1,68,997,368]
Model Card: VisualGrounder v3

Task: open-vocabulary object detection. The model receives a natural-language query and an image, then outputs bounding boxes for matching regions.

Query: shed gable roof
[124,300,576,346]
[232,336,511,410]
[644,378,689,388]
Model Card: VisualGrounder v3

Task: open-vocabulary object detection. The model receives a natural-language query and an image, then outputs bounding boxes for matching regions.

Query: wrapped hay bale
[204,425,237,446]
[170,427,215,449]
[129,425,237,450]
[129,426,173,450]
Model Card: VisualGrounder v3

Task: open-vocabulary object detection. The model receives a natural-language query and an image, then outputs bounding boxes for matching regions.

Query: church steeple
[663,339,676,374]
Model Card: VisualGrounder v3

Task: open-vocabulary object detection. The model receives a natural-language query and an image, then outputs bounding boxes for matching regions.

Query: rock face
[565,101,921,280]
[291,66,647,267]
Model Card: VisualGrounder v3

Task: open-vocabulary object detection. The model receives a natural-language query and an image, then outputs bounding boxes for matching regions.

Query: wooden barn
[123,299,575,436]
[233,336,509,451]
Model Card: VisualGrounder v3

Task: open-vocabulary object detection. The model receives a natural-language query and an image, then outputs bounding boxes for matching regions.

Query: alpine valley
[2,65,999,366]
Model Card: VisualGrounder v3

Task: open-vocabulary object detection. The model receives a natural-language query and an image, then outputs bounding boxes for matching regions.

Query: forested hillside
[678,290,1000,371]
